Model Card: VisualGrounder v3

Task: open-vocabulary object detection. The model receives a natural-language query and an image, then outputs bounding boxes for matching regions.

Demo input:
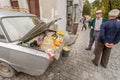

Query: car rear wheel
[0,62,15,78]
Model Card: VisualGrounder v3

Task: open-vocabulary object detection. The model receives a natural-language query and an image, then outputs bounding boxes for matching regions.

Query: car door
[0,24,10,62]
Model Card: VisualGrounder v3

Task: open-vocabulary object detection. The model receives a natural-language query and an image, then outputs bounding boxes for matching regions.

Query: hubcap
[0,63,11,75]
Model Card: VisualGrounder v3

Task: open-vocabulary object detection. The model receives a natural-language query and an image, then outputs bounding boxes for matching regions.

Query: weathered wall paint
[18,0,29,11]
[0,0,11,8]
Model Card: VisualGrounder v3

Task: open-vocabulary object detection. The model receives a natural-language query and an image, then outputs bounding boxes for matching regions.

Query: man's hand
[109,43,114,48]
[105,43,110,48]
[105,43,114,48]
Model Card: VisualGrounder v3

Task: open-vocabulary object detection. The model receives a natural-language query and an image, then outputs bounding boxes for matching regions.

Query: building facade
[0,0,84,32]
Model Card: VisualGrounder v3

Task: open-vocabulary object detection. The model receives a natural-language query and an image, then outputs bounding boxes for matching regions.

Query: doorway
[27,0,40,17]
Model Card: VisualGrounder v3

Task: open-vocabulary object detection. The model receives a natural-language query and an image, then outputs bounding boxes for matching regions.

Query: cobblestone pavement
[1,29,120,80]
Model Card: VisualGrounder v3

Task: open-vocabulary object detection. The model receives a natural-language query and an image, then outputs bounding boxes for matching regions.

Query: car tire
[0,61,16,78]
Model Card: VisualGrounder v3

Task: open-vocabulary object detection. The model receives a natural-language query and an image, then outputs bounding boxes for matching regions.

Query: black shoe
[100,63,107,68]
[101,65,107,68]
[85,48,91,50]
[92,60,98,66]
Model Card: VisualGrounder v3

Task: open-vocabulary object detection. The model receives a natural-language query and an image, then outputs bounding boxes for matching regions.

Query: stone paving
[1,29,120,80]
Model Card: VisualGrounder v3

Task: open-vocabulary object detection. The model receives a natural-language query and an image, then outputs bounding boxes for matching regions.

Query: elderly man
[85,10,107,50]
[92,9,120,68]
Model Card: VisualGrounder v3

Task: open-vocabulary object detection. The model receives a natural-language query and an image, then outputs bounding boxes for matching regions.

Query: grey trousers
[93,41,111,67]
[88,31,100,49]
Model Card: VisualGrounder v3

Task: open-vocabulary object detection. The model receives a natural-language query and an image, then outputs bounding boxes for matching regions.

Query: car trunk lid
[20,18,61,42]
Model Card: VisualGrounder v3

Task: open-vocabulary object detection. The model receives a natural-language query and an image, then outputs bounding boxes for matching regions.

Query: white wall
[18,0,29,11]
[73,0,84,23]
[0,0,11,8]
[39,0,57,22]
[57,0,67,31]
[39,0,67,31]
[73,0,79,4]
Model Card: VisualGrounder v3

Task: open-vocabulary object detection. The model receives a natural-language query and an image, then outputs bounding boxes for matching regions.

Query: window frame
[0,19,8,43]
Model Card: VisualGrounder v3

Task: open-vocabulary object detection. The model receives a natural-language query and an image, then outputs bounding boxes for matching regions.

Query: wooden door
[27,0,40,17]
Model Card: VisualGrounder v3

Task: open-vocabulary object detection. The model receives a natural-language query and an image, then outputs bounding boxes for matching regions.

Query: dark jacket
[98,19,120,44]
[89,18,107,37]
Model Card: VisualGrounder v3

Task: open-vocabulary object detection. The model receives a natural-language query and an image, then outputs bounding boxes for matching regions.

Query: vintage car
[0,10,68,77]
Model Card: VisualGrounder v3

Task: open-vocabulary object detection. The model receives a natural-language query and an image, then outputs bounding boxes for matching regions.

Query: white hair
[108,9,120,17]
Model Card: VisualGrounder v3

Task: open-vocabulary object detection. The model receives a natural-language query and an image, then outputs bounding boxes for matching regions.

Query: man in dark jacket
[92,9,120,68]
[85,10,107,50]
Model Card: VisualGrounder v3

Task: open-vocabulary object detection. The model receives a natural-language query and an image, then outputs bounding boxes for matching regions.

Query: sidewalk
[47,29,120,80]
[1,29,120,80]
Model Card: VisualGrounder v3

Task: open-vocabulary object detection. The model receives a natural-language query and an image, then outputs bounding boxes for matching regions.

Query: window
[10,0,19,9]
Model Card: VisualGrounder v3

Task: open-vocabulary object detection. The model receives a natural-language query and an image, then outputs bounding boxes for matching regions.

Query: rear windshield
[2,17,38,41]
